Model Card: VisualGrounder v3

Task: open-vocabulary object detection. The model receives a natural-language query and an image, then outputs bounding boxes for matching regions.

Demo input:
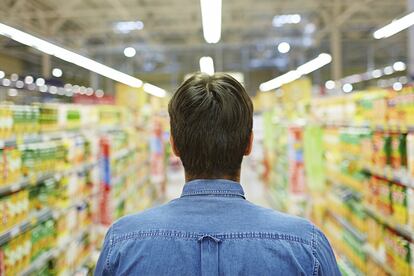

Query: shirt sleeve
[313,226,341,276]
[94,226,113,276]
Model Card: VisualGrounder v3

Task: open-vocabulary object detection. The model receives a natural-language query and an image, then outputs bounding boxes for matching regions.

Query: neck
[185,173,240,183]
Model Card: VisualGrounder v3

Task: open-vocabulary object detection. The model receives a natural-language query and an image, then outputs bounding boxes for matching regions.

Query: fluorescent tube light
[297,53,332,75]
[199,56,215,75]
[0,22,144,89]
[373,12,414,39]
[143,83,167,98]
[259,70,301,92]
[260,53,332,92]
[200,0,222,43]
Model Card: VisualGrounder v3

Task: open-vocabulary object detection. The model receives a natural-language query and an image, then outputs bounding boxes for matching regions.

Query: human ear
[244,132,253,156]
[170,135,180,157]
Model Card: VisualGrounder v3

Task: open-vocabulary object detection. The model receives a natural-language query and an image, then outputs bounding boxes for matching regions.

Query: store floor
[166,157,270,208]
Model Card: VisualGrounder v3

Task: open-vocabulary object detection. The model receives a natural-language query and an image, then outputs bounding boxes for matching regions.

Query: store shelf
[19,227,90,276]
[113,175,149,207]
[328,211,366,242]
[365,205,414,241]
[363,164,414,189]
[322,122,414,133]
[0,161,98,197]
[363,244,395,276]
[112,146,137,161]
[327,170,364,192]
[0,208,52,246]
[0,126,124,149]
[112,159,149,186]
[338,255,364,276]
[53,191,101,219]
[0,179,30,197]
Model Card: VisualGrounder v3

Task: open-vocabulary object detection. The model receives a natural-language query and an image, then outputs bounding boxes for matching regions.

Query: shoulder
[243,201,316,240]
[111,202,173,237]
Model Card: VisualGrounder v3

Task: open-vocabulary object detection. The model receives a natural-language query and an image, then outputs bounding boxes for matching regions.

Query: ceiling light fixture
[342,83,353,93]
[114,21,144,33]
[24,76,34,84]
[277,42,291,54]
[52,68,63,78]
[200,0,222,43]
[325,80,336,90]
[373,12,414,39]
[143,83,167,98]
[124,47,136,58]
[393,82,403,91]
[260,53,332,92]
[393,61,406,72]
[199,56,215,75]
[272,14,302,27]
[35,78,45,86]
[0,22,143,88]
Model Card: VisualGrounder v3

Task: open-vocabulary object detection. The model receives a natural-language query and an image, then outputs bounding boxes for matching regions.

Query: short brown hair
[168,73,253,179]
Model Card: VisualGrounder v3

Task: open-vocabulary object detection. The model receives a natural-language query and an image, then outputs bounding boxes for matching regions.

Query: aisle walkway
[166,157,270,208]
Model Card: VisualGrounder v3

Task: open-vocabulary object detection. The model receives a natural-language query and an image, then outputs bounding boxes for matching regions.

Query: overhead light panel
[260,53,332,92]
[199,56,215,75]
[200,0,222,43]
[373,12,414,39]
[0,22,144,88]
[143,83,167,98]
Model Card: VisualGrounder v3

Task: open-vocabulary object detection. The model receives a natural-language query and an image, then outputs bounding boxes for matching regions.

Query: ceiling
[0,0,409,94]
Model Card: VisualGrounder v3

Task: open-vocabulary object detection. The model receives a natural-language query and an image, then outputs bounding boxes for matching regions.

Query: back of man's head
[168,73,253,180]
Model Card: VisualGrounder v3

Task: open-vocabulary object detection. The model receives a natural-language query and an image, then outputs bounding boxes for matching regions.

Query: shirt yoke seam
[111,230,311,246]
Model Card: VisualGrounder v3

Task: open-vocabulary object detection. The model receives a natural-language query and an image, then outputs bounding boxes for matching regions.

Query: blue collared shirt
[95,179,340,275]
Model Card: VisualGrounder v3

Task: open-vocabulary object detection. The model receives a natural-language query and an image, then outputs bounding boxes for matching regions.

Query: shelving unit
[0,103,156,275]
[312,87,414,275]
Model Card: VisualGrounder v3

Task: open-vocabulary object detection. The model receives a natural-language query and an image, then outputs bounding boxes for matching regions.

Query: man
[95,73,340,275]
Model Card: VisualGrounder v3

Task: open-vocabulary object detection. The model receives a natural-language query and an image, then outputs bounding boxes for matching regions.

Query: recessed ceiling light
[277,42,291,54]
[325,80,336,90]
[124,47,136,58]
[342,83,353,93]
[52,68,63,77]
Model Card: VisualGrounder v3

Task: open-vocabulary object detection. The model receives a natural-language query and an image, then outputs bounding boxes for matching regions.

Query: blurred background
[0,0,413,275]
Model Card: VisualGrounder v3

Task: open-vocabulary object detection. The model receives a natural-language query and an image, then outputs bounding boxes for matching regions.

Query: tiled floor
[166,156,270,208]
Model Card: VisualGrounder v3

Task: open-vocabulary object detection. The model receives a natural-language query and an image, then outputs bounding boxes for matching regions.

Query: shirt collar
[181,179,245,199]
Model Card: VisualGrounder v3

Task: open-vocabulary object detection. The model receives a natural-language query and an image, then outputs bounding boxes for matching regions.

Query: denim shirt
[95,179,341,276]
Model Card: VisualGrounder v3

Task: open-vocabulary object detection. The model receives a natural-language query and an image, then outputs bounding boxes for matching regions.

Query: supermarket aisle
[166,157,270,208]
